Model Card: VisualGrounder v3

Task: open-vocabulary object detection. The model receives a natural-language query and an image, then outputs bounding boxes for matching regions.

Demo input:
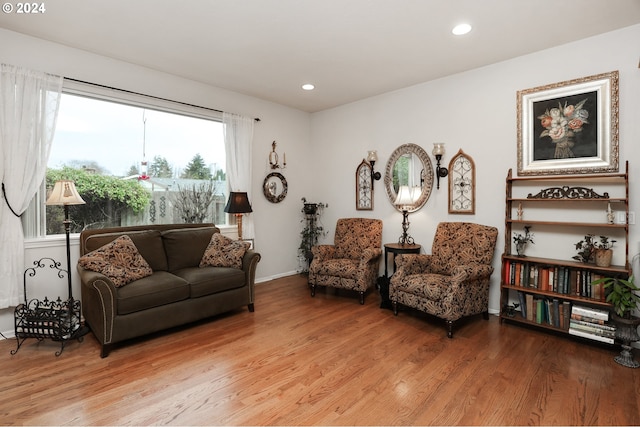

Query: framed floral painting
[517,71,619,176]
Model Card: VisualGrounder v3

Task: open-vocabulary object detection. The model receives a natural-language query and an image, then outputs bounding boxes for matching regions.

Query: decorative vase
[515,242,526,257]
[594,249,613,267]
[612,313,640,368]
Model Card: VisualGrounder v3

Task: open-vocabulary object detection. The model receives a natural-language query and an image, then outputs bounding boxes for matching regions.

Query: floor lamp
[45,180,87,336]
[224,191,253,240]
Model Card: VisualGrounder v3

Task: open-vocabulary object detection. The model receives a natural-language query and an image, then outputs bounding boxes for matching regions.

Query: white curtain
[0,64,63,308]
[223,112,255,239]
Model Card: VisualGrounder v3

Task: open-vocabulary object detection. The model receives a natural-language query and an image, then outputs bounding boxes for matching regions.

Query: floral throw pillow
[200,233,250,269]
[78,235,153,287]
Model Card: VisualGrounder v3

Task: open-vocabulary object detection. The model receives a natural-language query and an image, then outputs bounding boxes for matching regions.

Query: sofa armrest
[242,250,262,304]
[392,254,435,281]
[450,263,494,283]
[359,247,382,266]
[78,267,118,346]
[311,245,336,262]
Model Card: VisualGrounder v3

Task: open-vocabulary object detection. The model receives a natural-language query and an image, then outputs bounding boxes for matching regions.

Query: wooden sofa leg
[482,311,489,320]
[359,291,365,305]
[392,301,398,316]
[310,284,316,297]
[446,320,454,338]
[248,303,255,312]
[101,344,111,358]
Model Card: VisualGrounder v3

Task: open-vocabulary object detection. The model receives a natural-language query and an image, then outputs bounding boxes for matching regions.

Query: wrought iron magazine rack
[11,257,84,356]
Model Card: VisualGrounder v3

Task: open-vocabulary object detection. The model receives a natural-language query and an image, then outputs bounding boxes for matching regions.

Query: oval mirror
[263,172,288,203]
[384,143,434,212]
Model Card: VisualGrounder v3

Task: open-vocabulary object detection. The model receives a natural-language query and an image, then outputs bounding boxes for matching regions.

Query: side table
[380,243,421,309]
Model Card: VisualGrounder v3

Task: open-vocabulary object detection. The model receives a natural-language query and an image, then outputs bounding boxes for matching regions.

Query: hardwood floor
[2,274,639,425]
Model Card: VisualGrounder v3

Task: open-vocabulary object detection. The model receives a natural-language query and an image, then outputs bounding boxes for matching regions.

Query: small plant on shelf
[512,226,534,256]
[573,234,616,264]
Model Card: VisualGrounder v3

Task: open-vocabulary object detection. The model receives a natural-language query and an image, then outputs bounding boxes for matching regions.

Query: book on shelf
[570,313,611,326]
[517,291,527,319]
[569,318,616,333]
[561,301,571,330]
[526,293,534,322]
[504,261,607,302]
[568,327,615,344]
[571,305,609,322]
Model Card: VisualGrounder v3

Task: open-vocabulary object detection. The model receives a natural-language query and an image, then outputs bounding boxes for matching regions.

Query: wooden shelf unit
[499,162,630,342]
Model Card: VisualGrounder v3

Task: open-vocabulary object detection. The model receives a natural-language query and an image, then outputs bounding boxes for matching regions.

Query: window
[23,81,227,237]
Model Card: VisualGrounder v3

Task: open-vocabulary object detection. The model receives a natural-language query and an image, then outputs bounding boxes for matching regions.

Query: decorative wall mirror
[263,172,288,203]
[448,149,475,214]
[355,159,373,210]
[384,143,434,212]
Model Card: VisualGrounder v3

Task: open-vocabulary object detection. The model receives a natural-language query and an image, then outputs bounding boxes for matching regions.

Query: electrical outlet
[615,211,635,224]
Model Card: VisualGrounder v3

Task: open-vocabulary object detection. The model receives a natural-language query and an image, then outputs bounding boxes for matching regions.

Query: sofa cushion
[173,267,246,298]
[200,233,250,269]
[83,230,168,271]
[117,271,190,315]
[162,227,217,271]
[78,235,153,287]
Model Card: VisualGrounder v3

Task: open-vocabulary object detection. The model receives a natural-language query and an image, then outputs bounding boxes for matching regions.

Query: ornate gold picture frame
[517,71,619,176]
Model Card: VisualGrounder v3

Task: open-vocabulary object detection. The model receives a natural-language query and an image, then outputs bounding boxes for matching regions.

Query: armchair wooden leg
[248,303,255,312]
[482,311,489,320]
[359,291,365,305]
[446,320,454,338]
[310,284,316,297]
[392,301,398,316]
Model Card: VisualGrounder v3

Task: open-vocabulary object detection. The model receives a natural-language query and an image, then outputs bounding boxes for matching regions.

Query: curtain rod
[64,77,261,122]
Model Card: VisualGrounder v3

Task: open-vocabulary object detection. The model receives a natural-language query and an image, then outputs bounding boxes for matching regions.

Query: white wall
[310,24,640,315]
[1,24,639,337]
[0,28,312,335]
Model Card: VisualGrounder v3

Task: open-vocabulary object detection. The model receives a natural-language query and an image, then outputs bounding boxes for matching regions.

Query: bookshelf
[499,162,630,342]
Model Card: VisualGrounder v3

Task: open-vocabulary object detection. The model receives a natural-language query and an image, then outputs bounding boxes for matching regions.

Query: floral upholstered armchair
[390,222,498,337]
[308,218,383,304]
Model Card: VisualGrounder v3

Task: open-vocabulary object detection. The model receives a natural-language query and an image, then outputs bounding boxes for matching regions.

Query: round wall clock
[448,149,475,214]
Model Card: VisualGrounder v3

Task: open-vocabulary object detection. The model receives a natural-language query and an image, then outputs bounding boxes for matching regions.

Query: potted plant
[591,275,640,368]
[573,234,616,266]
[512,226,534,257]
[298,197,328,273]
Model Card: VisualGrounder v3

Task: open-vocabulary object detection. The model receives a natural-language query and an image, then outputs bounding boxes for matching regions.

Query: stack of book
[568,305,616,344]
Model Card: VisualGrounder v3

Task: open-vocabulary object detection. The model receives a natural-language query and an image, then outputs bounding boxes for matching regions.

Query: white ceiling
[1,0,640,112]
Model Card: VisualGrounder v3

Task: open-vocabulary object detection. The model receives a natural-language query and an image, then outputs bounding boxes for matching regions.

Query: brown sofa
[78,223,261,357]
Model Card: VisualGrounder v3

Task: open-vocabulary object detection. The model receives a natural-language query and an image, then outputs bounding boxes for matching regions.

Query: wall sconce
[432,143,448,189]
[269,141,286,169]
[394,185,419,245]
[367,150,381,183]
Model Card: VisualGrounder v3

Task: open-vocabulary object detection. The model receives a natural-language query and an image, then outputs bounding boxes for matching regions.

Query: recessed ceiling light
[452,23,472,35]
[302,83,315,91]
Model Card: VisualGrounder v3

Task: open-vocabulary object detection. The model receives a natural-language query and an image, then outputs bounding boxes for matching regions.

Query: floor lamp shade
[45,180,86,206]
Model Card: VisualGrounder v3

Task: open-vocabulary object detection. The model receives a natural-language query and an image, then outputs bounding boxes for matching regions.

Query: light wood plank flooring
[1,274,639,425]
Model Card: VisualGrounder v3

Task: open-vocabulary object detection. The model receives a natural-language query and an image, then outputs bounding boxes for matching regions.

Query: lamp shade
[224,192,253,214]
[367,150,378,162]
[432,143,445,156]
[394,185,417,209]
[46,180,86,206]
